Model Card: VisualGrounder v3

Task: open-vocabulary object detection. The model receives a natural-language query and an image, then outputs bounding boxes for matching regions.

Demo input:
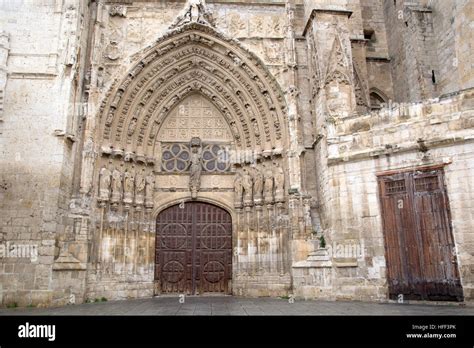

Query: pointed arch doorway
[155,201,232,295]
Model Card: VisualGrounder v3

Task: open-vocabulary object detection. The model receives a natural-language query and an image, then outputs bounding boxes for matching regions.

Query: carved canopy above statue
[98,22,288,160]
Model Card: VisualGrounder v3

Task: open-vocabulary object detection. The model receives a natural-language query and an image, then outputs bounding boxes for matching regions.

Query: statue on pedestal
[274,162,285,203]
[98,166,111,202]
[234,172,243,208]
[263,163,274,205]
[123,169,135,205]
[111,168,122,204]
[145,173,155,209]
[242,168,253,207]
[252,165,263,205]
[189,137,202,199]
[135,169,146,206]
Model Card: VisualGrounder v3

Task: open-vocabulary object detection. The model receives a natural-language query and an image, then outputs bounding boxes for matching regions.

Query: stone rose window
[162,144,190,172]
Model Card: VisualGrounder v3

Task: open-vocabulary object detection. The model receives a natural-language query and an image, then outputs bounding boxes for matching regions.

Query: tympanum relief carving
[159,94,232,142]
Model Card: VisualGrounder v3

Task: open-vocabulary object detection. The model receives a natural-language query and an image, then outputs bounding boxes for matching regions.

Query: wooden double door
[378,168,463,301]
[155,202,232,295]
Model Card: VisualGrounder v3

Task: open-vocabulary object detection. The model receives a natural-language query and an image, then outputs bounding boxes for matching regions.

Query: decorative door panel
[159,251,190,294]
[199,251,228,293]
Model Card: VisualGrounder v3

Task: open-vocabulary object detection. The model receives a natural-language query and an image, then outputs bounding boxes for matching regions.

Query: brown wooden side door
[378,168,463,301]
[155,202,232,295]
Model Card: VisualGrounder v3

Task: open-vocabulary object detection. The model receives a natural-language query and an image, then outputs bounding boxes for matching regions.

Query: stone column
[284,1,302,193]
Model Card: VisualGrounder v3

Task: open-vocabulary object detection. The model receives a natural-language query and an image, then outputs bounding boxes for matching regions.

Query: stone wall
[0,0,90,306]
[430,0,474,96]
[383,0,474,102]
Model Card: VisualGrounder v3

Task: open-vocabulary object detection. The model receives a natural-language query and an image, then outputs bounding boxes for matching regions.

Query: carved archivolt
[98,23,288,160]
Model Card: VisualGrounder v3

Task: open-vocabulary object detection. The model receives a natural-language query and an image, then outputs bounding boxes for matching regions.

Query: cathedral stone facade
[1,0,473,306]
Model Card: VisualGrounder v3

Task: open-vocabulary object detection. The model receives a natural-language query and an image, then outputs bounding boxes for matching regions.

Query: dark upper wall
[382,0,473,103]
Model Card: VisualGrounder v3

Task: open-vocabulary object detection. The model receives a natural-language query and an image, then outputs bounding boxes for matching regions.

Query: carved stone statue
[242,168,253,207]
[80,137,96,195]
[99,166,111,202]
[274,162,285,203]
[135,170,146,206]
[189,137,202,199]
[170,0,213,28]
[233,172,243,208]
[189,0,201,22]
[145,173,155,209]
[127,117,138,136]
[123,169,135,205]
[111,168,122,204]
[252,166,264,205]
[263,163,274,204]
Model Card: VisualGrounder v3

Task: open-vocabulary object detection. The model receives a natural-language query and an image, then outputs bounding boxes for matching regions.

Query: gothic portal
[1,0,473,306]
[90,2,292,297]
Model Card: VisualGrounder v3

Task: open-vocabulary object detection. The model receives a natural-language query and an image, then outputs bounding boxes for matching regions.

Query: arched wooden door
[155,202,232,295]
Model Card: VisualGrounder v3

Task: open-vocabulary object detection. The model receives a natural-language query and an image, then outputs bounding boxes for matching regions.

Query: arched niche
[369,88,388,110]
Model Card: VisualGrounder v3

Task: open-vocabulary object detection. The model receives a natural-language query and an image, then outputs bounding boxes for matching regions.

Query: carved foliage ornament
[109,5,127,17]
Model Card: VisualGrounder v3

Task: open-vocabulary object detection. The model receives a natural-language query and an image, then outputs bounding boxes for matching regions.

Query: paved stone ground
[1,297,473,316]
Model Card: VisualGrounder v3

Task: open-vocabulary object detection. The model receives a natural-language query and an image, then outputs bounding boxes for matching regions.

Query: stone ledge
[52,251,86,271]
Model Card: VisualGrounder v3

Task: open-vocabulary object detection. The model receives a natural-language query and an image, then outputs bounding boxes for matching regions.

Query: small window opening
[364,29,376,43]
